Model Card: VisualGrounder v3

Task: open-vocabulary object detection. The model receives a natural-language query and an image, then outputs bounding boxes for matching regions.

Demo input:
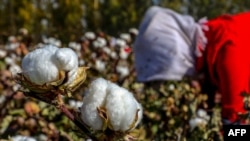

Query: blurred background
[0,0,249,44]
[0,0,250,141]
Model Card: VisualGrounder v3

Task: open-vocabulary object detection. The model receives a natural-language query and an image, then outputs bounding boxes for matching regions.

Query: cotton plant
[13,44,100,139]
[13,44,143,140]
[81,77,143,140]
[15,44,88,96]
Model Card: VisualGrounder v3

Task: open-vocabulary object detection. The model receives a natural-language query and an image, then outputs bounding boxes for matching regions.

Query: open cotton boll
[119,47,130,60]
[9,64,22,76]
[85,32,96,40]
[129,28,139,35]
[116,65,129,79]
[93,37,107,48]
[95,59,106,72]
[81,78,109,130]
[0,49,7,58]
[21,47,59,85]
[189,117,207,131]
[68,42,81,51]
[81,77,143,132]
[196,109,210,121]
[115,39,126,47]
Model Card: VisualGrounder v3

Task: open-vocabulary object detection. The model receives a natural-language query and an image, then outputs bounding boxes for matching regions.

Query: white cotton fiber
[53,48,78,71]
[119,91,138,131]
[21,47,59,85]
[80,78,109,130]
[21,45,80,86]
[105,83,126,131]
[80,77,143,132]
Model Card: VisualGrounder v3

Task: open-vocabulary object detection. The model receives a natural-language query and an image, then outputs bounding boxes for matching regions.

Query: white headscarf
[134,6,207,82]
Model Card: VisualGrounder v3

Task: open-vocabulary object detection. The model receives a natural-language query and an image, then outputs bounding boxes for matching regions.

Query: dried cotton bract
[17,45,88,94]
[81,78,143,132]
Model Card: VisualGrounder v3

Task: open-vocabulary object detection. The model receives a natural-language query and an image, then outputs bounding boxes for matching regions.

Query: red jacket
[197,12,250,122]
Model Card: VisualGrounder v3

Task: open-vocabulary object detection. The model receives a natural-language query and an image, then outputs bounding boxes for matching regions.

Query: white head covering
[134,6,206,82]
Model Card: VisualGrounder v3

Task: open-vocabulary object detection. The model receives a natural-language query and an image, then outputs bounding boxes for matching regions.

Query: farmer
[133,6,250,124]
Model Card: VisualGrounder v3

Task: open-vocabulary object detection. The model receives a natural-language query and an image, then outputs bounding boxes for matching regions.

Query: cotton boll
[102,47,111,55]
[0,49,7,58]
[81,78,109,130]
[197,109,207,118]
[189,117,207,131]
[93,37,107,48]
[116,39,126,47]
[69,99,83,109]
[21,47,59,85]
[110,51,118,59]
[116,65,129,79]
[0,95,6,104]
[120,33,131,43]
[197,109,210,121]
[79,60,85,66]
[81,78,143,132]
[105,83,143,131]
[168,84,175,91]
[69,42,81,51]
[95,59,106,72]
[85,32,96,40]
[119,47,129,60]
[129,28,139,35]
[105,83,126,131]
[9,64,22,76]
[53,48,78,71]
[4,57,15,65]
